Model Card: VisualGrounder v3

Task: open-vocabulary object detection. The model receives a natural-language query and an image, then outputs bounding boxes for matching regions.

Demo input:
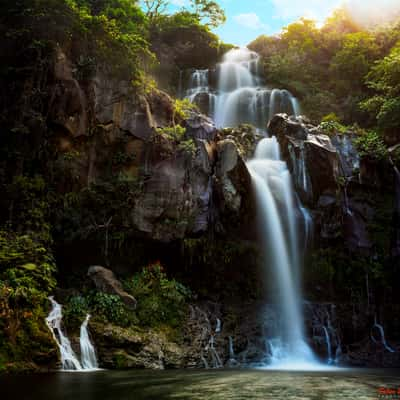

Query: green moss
[0,229,57,370]
[113,352,129,369]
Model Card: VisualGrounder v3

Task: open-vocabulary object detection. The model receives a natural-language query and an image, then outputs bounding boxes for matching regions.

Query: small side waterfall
[371,317,395,353]
[228,336,235,360]
[247,138,317,368]
[289,143,312,196]
[186,69,216,117]
[46,297,83,370]
[322,326,333,364]
[206,335,223,368]
[215,318,222,333]
[46,297,99,371]
[80,315,99,369]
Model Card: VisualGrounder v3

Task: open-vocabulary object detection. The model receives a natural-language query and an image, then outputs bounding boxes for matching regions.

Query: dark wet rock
[268,114,309,143]
[331,134,360,178]
[190,92,212,117]
[359,157,382,188]
[317,195,337,208]
[184,111,217,141]
[269,114,340,204]
[88,266,137,309]
[304,134,340,203]
[392,167,400,258]
[218,125,262,160]
[343,209,372,254]
[268,114,375,255]
[215,139,253,215]
[49,49,89,138]
[131,137,213,241]
[93,73,173,141]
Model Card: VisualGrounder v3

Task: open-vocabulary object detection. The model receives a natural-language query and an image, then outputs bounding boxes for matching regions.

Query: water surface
[2,369,400,400]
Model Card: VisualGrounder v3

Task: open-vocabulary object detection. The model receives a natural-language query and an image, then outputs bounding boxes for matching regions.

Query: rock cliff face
[269,114,376,254]
[49,50,255,244]
[11,48,400,372]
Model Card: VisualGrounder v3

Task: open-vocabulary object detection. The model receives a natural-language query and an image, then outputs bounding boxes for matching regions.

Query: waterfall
[296,194,313,254]
[215,318,221,333]
[247,138,317,368]
[371,317,395,353]
[207,335,223,368]
[185,48,299,130]
[46,297,83,371]
[334,343,342,365]
[46,297,99,371]
[80,315,99,369]
[185,48,321,369]
[289,143,311,196]
[185,69,216,117]
[322,326,333,364]
[228,336,235,360]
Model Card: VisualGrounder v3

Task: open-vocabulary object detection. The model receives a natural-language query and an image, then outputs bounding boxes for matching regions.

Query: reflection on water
[2,369,400,400]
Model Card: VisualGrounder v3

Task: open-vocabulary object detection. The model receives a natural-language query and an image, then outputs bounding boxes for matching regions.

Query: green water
[2,369,400,400]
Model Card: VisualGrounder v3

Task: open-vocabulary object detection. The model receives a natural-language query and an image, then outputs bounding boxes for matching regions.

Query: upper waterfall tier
[185,48,300,130]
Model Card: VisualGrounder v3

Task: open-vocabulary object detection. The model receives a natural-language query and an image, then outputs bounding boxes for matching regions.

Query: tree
[142,0,168,21]
[141,0,225,28]
[190,0,225,28]
[330,31,379,95]
[361,42,400,142]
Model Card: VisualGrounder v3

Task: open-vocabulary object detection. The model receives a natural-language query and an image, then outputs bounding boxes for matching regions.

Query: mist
[343,0,400,27]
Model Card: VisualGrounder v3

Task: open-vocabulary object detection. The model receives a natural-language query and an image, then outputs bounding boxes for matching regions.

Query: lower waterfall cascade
[46,297,99,371]
[247,138,319,369]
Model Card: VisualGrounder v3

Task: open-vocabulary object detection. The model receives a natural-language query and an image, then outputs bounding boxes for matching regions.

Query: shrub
[88,292,136,327]
[319,120,348,135]
[0,230,56,364]
[124,262,191,328]
[156,125,197,157]
[354,130,388,160]
[63,295,89,330]
[322,113,341,123]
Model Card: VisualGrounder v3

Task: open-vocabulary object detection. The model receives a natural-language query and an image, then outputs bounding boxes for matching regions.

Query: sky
[168,0,400,46]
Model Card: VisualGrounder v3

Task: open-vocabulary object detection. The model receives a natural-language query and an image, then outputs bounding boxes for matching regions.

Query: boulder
[184,112,217,141]
[268,113,309,161]
[90,323,185,369]
[87,266,137,309]
[304,133,340,202]
[215,140,247,213]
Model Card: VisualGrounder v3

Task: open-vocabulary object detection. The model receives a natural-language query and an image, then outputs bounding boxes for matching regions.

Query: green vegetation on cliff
[0,0,227,372]
[1,0,400,373]
[249,10,400,145]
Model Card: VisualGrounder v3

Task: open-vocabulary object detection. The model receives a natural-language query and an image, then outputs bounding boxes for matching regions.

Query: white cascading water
[46,297,83,371]
[247,138,317,369]
[186,48,321,368]
[371,316,395,353]
[80,315,99,369]
[46,297,99,371]
[186,48,300,129]
[322,326,333,364]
